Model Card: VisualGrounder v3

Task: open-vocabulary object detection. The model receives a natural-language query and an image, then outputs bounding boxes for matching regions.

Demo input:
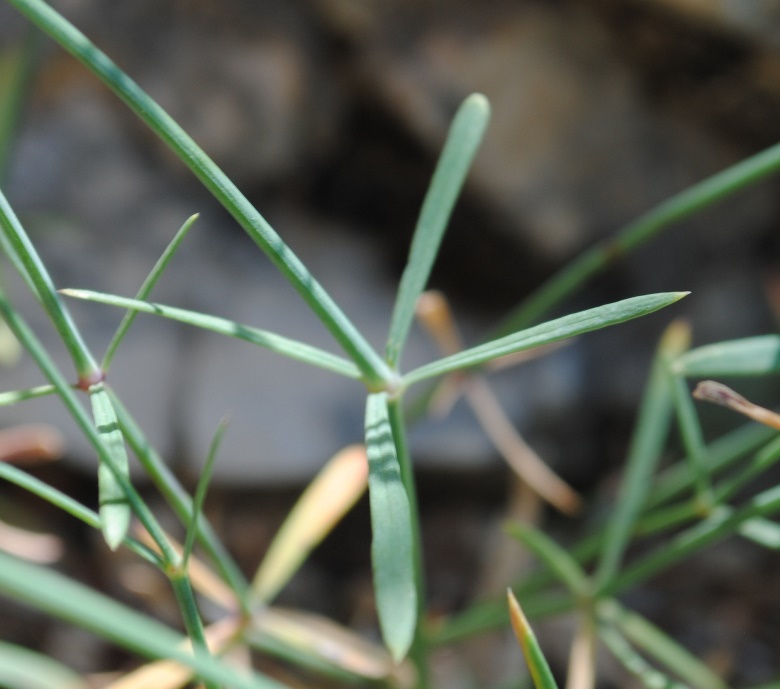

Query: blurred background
[1,0,780,685]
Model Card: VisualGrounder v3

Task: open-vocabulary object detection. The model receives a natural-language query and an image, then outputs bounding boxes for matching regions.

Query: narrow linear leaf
[365,393,417,662]
[89,382,131,550]
[595,320,688,588]
[251,445,368,604]
[0,383,58,406]
[675,335,780,378]
[0,640,89,689]
[103,213,199,371]
[386,93,491,366]
[0,551,288,689]
[507,588,560,689]
[668,370,713,504]
[403,293,689,387]
[183,419,227,568]
[63,289,361,380]
[598,600,728,689]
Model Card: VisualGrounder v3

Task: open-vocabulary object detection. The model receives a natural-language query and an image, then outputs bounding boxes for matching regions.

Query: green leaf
[402,292,689,387]
[595,321,687,589]
[0,383,58,406]
[89,381,131,551]
[103,213,199,371]
[0,640,89,689]
[364,393,417,662]
[62,289,361,380]
[182,418,227,569]
[385,93,491,366]
[674,335,780,378]
[0,551,289,689]
[507,589,560,689]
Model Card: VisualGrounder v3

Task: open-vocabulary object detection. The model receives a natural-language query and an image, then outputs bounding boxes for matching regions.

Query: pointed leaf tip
[507,588,560,689]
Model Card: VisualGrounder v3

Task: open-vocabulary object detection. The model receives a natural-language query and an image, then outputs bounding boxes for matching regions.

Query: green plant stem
[492,140,780,336]
[387,398,429,687]
[169,572,220,689]
[108,390,250,609]
[6,0,391,389]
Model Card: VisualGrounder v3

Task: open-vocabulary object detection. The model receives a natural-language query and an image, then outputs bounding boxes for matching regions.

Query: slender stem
[386,398,429,688]
[169,572,220,689]
[6,0,391,388]
[492,139,780,336]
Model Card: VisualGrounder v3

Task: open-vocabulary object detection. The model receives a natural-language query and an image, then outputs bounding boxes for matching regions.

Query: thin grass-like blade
[594,321,688,589]
[385,94,490,366]
[182,419,226,568]
[0,640,89,689]
[598,599,728,689]
[365,393,416,662]
[402,293,688,387]
[0,551,288,689]
[507,588,560,689]
[0,384,58,406]
[103,213,199,371]
[251,445,368,604]
[675,335,780,378]
[89,382,131,550]
[63,289,361,380]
